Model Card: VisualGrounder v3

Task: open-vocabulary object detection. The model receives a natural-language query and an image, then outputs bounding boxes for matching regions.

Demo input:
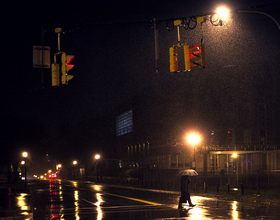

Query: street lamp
[94,154,101,160]
[72,160,78,180]
[94,154,101,182]
[216,7,229,19]
[186,133,200,170]
[21,151,28,186]
[232,153,239,186]
[56,164,62,170]
[22,152,28,158]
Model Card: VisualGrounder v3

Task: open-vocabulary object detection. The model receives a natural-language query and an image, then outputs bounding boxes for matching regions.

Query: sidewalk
[0,181,33,219]
[190,186,280,207]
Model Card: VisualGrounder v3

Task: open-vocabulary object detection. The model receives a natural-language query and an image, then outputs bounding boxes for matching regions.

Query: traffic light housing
[61,53,74,85]
[51,63,60,86]
[169,46,178,72]
[183,45,191,71]
[169,42,205,72]
[189,42,205,68]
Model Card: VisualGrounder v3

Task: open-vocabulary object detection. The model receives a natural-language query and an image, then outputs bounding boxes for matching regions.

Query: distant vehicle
[48,173,57,179]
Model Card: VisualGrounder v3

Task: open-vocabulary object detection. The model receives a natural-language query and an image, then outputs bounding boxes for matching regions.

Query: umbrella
[179,169,198,176]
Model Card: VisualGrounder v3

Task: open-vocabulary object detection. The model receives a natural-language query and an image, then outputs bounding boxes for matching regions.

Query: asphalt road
[27,179,280,219]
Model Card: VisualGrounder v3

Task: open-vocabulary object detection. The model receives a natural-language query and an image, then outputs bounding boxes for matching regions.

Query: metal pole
[193,144,196,170]
[24,164,27,186]
[58,32,61,52]
[41,27,44,88]
[238,10,280,30]
[55,27,62,52]
[153,18,159,74]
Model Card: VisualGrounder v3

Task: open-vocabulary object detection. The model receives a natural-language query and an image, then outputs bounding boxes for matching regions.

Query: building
[115,74,280,188]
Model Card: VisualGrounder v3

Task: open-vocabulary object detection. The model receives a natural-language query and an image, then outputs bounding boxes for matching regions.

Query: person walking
[178,175,195,208]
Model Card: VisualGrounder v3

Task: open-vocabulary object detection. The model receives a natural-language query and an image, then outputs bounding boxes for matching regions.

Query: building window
[116,109,133,136]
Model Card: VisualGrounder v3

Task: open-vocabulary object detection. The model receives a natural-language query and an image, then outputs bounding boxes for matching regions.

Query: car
[48,173,57,179]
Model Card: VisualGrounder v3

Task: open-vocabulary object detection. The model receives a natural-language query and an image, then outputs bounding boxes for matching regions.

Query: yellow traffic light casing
[189,42,205,68]
[197,16,206,24]
[174,20,182,26]
[183,45,191,71]
[61,53,74,85]
[169,46,178,72]
[51,63,60,86]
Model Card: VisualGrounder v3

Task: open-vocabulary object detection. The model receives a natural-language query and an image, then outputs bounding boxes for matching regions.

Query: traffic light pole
[55,27,63,52]
[238,10,280,30]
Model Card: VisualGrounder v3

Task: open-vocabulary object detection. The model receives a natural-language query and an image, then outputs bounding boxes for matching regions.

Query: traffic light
[227,129,234,145]
[61,53,74,85]
[189,42,205,68]
[169,46,178,72]
[51,63,60,86]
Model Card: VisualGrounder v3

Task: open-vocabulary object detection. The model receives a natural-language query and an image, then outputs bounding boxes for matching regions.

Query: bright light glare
[187,134,200,145]
[56,164,62,170]
[22,152,28,158]
[94,154,101,160]
[217,7,229,19]
[73,160,78,165]
[232,153,238,158]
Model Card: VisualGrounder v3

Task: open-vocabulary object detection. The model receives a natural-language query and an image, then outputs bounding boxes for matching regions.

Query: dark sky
[2,0,280,165]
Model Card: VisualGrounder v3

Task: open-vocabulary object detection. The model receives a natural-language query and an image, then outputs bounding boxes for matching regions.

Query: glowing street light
[21,151,28,186]
[73,160,78,165]
[94,154,101,182]
[186,133,201,170]
[94,154,101,160]
[216,7,229,19]
[56,164,62,170]
[187,134,200,145]
[232,153,239,186]
[22,152,28,158]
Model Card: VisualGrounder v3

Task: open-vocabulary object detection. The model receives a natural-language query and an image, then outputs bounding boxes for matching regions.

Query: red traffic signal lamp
[61,53,74,85]
[188,42,205,68]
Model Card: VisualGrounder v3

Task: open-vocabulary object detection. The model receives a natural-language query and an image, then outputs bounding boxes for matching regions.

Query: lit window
[116,110,133,136]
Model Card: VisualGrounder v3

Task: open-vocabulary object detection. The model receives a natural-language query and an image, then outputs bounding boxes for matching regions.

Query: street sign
[33,45,50,68]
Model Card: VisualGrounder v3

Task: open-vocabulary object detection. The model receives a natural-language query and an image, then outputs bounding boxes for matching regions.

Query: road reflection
[71,181,80,220]
[94,193,104,220]
[49,179,64,219]
[92,184,104,220]
[176,196,242,220]
[16,193,32,218]
[232,201,238,220]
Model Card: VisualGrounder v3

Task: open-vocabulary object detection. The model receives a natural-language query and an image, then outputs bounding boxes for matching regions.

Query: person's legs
[186,192,195,207]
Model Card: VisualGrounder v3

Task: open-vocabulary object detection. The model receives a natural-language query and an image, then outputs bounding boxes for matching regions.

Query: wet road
[28,179,280,219]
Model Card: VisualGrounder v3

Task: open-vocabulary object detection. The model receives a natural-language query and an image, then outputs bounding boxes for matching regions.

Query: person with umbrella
[178,169,197,208]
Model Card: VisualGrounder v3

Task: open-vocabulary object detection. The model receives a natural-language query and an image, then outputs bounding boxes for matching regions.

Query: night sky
[2,0,280,171]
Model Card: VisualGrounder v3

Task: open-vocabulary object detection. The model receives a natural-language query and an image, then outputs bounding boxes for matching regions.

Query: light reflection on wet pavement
[163,195,279,220]
[0,190,33,219]
[28,180,280,219]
